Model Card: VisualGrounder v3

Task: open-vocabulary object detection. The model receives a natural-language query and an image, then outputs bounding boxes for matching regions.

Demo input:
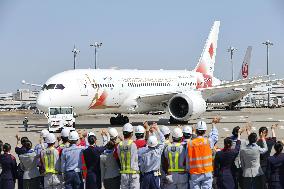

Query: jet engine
[168,92,206,121]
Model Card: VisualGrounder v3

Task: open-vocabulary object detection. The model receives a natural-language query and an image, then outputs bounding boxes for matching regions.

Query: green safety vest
[168,143,185,173]
[43,148,58,174]
[119,140,139,174]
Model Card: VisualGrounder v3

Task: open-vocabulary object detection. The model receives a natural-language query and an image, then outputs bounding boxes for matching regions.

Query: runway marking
[222,128,230,132]
[267,118,273,120]
[279,126,284,130]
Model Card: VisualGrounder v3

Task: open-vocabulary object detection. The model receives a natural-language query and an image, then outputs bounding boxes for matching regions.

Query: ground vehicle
[47,107,75,132]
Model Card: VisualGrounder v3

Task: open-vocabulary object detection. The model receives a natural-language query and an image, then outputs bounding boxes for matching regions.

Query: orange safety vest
[187,137,213,174]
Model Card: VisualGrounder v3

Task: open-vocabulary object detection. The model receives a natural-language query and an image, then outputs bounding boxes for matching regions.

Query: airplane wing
[136,92,180,104]
[219,74,275,86]
[201,78,284,100]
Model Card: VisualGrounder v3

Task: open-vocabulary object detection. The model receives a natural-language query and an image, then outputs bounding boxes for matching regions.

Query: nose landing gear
[110,114,129,125]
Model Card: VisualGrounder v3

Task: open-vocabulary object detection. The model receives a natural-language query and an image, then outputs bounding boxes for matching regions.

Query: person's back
[0,143,17,189]
[19,141,40,189]
[82,134,105,189]
[266,141,284,189]
[100,141,120,189]
[240,132,267,189]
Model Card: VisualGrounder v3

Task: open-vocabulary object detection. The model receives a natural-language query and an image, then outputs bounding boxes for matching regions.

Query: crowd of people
[0,117,283,189]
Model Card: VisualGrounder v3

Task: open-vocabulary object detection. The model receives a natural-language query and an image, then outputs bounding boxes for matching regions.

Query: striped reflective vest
[42,147,58,174]
[187,137,213,174]
[167,143,185,173]
[119,140,138,174]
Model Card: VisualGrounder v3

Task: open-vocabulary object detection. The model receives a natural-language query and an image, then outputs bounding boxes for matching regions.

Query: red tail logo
[242,63,248,78]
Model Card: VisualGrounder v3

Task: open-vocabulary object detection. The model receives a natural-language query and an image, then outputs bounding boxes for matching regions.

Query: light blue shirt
[61,144,84,172]
[138,131,165,173]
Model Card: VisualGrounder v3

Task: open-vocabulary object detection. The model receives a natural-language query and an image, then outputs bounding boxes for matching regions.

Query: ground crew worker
[61,131,84,189]
[134,125,147,149]
[35,129,49,189]
[138,123,165,189]
[23,117,28,132]
[117,123,140,189]
[160,125,171,189]
[40,133,62,189]
[82,132,106,189]
[160,126,171,145]
[187,120,219,189]
[57,128,70,155]
[182,125,196,145]
[164,128,188,189]
[100,141,121,189]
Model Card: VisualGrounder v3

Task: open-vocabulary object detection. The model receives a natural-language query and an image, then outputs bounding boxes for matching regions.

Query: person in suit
[240,132,268,189]
[214,128,242,189]
[266,141,284,189]
[0,143,17,189]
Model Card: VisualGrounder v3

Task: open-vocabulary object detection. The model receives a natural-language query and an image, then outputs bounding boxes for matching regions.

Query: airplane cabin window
[46,84,56,90]
[55,84,65,90]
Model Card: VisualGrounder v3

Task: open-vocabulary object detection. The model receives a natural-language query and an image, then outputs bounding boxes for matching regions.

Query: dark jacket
[214,140,241,189]
[0,153,17,180]
[266,153,284,189]
[83,145,106,189]
[257,137,276,172]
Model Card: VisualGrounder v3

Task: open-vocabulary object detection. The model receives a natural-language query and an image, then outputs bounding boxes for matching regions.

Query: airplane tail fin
[237,46,252,79]
[194,21,220,78]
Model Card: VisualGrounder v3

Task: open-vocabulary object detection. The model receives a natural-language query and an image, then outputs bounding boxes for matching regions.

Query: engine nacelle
[168,92,206,121]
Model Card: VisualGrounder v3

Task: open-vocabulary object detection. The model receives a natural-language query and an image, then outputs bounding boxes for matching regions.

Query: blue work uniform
[0,153,17,189]
[266,153,284,189]
[187,125,219,189]
[138,131,165,189]
[82,145,106,189]
[61,144,84,189]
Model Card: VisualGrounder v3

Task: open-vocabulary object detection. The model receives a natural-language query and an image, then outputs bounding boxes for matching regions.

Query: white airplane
[36,21,282,125]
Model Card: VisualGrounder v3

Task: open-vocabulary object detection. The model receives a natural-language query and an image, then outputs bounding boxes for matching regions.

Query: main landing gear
[169,116,188,125]
[110,114,129,125]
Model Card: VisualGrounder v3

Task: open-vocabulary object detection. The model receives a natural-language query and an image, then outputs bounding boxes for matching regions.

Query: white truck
[47,107,76,132]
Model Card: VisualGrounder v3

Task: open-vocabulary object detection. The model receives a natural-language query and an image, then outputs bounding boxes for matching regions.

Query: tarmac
[1,107,284,156]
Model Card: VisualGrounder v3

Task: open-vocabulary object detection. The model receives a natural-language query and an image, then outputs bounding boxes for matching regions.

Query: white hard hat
[147,135,158,147]
[123,123,133,132]
[182,126,192,134]
[45,133,56,144]
[24,117,28,119]
[68,131,79,141]
[135,125,145,134]
[196,121,207,131]
[160,126,171,135]
[61,128,70,137]
[41,129,49,138]
[108,128,118,138]
[87,132,96,137]
[172,128,183,138]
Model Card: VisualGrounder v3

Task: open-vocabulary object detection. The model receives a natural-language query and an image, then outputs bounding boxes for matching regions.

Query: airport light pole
[90,42,103,69]
[227,46,237,81]
[72,45,80,69]
[262,40,273,107]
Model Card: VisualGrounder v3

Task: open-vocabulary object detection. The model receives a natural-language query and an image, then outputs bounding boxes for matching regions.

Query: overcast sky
[0,0,284,92]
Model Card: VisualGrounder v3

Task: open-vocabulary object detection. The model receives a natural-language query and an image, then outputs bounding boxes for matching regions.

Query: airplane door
[77,79,88,96]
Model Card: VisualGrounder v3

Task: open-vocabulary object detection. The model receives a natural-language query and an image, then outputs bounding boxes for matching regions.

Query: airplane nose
[36,92,50,112]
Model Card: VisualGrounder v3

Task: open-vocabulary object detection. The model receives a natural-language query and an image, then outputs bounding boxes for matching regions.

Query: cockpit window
[41,84,47,91]
[55,84,65,90]
[46,84,56,90]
